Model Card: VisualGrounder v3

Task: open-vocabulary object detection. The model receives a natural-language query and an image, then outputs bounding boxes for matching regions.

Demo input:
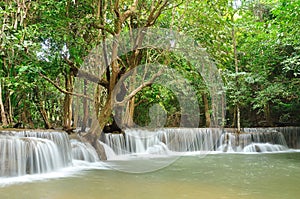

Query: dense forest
[0,0,299,135]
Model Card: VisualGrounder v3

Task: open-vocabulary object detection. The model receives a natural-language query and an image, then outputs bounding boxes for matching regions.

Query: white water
[103,128,291,158]
[0,128,298,180]
[0,135,68,177]
[0,130,109,185]
[0,160,109,187]
[104,128,223,156]
[13,130,72,164]
[71,139,99,162]
[99,141,117,160]
[243,143,289,153]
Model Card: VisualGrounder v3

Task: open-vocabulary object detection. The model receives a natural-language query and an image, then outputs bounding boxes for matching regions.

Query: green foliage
[0,0,299,128]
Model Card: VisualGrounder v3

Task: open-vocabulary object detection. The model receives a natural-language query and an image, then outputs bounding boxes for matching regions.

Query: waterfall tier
[71,139,99,162]
[103,128,295,155]
[104,128,223,155]
[219,129,288,152]
[0,130,72,177]
[1,127,299,177]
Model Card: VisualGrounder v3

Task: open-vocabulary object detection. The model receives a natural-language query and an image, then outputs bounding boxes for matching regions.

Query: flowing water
[1,127,300,198]
[104,128,291,154]
[1,153,300,199]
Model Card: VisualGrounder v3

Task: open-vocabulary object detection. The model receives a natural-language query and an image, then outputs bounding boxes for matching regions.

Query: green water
[1,152,300,199]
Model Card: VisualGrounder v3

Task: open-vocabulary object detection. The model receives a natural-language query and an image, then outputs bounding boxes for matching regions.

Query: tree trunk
[63,72,74,131]
[82,0,169,159]
[83,95,112,160]
[122,66,138,128]
[202,93,211,127]
[21,99,34,128]
[82,132,107,160]
[7,95,13,124]
[237,105,241,133]
[123,97,135,128]
[232,23,241,133]
[35,87,52,129]
[0,82,8,126]
[81,79,89,132]
[265,103,273,126]
[232,106,236,128]
[38,100,52,129]
[73,94,79,128]
[221,92,226,127]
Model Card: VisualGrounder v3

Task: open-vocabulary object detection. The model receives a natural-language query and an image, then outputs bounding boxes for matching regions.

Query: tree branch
[145,0,169,27]
[121,0,139,23]
[76,69,109,88]
[63,56,109,88]
[113,68,164,106]
[92,23,115,35]
[39,73,93,101]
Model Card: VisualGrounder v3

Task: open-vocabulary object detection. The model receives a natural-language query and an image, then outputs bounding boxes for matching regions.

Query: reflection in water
[1,153,300,199]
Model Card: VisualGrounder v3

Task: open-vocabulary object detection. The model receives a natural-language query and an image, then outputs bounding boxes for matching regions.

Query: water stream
[0,127,300,198]
[1,153,300,199]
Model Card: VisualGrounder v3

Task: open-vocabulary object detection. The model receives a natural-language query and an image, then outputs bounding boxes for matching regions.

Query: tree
[64,0,173,159]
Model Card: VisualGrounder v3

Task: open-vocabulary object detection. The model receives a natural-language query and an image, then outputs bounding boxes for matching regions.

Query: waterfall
[103,128,294,154]
[157,128,222,152]
[240,127,300,149]
[274,127,300,149]
[71,139,99,162]
[98,141,117,160]
[0,136,65,177]
[13,130,72,164]
[104,128,223,155]
[218,128,289,152]
[243,143,288,153]
[0,130,72,177]
[1,127,298,178]
[104,133,127,155]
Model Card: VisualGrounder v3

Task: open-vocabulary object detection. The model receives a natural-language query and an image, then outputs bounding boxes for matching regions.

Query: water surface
[1,152,299,199]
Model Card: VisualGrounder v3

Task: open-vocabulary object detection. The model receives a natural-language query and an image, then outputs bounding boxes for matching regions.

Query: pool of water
[1,152,300,199]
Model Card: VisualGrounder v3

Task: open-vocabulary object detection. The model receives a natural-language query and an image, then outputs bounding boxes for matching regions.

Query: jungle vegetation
[1,0,299,137]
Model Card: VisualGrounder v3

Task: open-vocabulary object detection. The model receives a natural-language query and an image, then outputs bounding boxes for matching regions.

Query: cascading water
[71,139,99,162]
[218,128,289,152]
[274,127,300,149]
[0,130,72,177]
[103,128,294,156]
[1,127,298,178]
[158,128,222,152]
[0,135,65,177]
[98,141,117,160]
[13,131,73,164]
[104,128,223,155]
[243,143,288,152]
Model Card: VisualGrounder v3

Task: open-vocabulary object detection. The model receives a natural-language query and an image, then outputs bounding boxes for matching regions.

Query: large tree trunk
[82,0,169,159]
[122,66,138,128]
[123,97,135,127]
[83,96,112,160]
